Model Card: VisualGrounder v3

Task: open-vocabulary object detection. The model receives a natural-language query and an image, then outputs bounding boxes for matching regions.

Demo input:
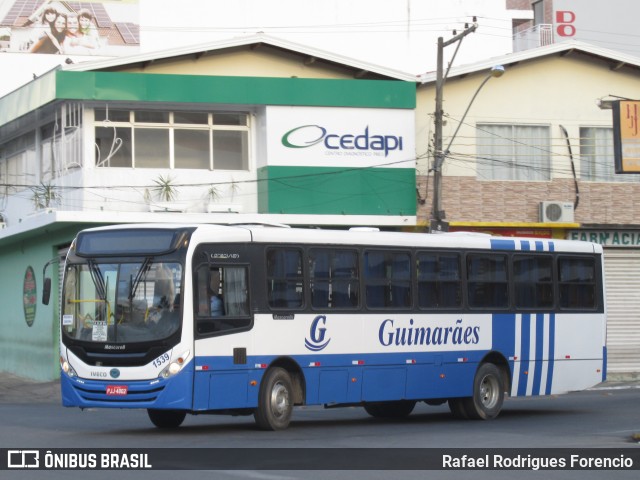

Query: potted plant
[152,174,178,202]
[149,175,185,212]
[206,179,243,213]
[30,182,59,210]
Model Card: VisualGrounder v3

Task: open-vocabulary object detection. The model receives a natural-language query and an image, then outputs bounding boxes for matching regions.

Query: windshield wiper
[87,259,106,300]
[129,257,152,300]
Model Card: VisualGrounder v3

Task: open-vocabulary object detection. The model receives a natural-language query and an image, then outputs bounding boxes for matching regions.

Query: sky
[2,0,639,98]
[0,0,516,96]
[138,0,514,74]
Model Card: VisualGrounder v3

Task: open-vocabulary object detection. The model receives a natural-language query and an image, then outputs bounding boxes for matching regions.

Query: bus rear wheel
[364,400,416,418]
[147,409,186,428]
[254,367,294,431]
[463,363,504,420]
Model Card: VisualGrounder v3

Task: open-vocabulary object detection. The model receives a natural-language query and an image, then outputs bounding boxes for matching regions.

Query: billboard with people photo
[0,0,139,56]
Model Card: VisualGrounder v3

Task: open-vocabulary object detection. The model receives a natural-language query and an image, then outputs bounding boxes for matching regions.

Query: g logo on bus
[305,315,331,352]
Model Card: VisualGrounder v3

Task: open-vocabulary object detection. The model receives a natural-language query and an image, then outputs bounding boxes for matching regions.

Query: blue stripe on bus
[532,313,545,395]
[517,313,531,397]
[602,346,607,383]
[490,239,515,250]
[520,240,530,251]
[545,313,555,395]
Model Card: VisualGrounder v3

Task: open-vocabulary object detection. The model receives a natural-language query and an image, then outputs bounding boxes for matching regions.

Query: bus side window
[364,251,386,308]
[364,250,411,309]
[467,254,509,309]
[558,257,596,310]
[332,250,359,308]
[513,255,553,309]
[267,248,304,309]
[310,249,359,309]
[417,252,462,309]
[195,264,250,335]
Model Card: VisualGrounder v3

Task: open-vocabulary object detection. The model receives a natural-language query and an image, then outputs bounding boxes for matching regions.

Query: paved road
[1,373,639,480]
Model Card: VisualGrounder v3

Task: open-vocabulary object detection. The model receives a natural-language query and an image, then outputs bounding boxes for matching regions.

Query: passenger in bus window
[210,268,225,316]
[154,263,175,311]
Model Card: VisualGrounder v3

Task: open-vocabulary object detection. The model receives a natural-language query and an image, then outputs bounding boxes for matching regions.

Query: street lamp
[430,64,505,233]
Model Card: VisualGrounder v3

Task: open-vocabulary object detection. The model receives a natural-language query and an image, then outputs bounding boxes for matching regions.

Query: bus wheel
[147,409,186,428]
[254,367,294,431]
[364,400,416,418]
[447,398,469,419]
[463,363,504,420]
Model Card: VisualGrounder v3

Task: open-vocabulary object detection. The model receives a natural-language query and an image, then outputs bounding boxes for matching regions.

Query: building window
[477,124,551,181]
[94,109,249,170]
[0,132,36,193]
[532,1,544,25]
[580,127,637,182]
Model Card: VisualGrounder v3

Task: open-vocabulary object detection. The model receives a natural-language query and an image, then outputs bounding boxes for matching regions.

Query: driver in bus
[210,268,224,316]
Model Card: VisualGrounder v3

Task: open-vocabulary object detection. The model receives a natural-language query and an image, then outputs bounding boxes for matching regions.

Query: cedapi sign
[568,230,640,247]
[282,125,404,157]
[266,106,415,168]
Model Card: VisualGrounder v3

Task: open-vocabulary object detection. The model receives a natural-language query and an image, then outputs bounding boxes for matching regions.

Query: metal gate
[603,249,640,375]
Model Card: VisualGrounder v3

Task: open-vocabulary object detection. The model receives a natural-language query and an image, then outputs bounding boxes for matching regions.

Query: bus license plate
[106,385,128,396]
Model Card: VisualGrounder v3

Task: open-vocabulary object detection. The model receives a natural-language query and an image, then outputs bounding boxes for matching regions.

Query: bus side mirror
[42,255,62,306]
[42,277,51,305]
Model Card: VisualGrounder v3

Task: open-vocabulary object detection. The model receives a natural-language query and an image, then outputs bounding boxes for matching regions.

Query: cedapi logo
[281,125,404,157]
[305,315,331,351]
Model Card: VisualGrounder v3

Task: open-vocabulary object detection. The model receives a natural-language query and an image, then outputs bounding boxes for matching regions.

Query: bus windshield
[61,260,182,344]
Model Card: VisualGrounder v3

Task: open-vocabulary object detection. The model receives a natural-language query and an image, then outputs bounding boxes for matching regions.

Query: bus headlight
[60,356,78,378]
[159,350,190,379]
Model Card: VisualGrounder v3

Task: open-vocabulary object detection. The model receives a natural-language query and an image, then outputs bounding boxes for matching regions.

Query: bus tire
[147,409,186,428]
[254,367,294,431]
[364,400,416,418]
[463,363,504,420]
[447,398,469,419]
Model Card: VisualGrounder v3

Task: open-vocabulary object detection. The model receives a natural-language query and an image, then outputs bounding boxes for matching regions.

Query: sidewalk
[0,372,60,404]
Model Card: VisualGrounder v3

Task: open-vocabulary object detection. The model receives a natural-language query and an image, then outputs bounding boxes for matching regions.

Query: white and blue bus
[48,223,606,430]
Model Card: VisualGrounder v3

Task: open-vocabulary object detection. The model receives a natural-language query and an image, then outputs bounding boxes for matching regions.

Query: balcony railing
[513,24,554,52]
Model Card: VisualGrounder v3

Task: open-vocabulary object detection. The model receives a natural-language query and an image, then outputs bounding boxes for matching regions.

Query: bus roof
[82,223,601,254]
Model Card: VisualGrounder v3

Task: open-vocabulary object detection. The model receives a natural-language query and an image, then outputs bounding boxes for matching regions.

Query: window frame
[513,253,554,310]
[466,252,510,310]
[309,247,360,310]
[476,123,551,181]
[416,250,463,310]
[193,262,252,338]
[94,108,250,170]
[266,247,305,310]
[363,249,412,310]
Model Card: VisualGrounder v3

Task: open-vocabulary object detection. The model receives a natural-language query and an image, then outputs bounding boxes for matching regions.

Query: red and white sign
[106,385,128,396]
[554,0,637,49]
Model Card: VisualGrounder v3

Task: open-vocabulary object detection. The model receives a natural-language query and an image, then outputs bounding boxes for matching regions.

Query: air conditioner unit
[539,201,574,223]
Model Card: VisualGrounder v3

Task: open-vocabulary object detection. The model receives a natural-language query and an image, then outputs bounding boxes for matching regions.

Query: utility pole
[430,21,478,233]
